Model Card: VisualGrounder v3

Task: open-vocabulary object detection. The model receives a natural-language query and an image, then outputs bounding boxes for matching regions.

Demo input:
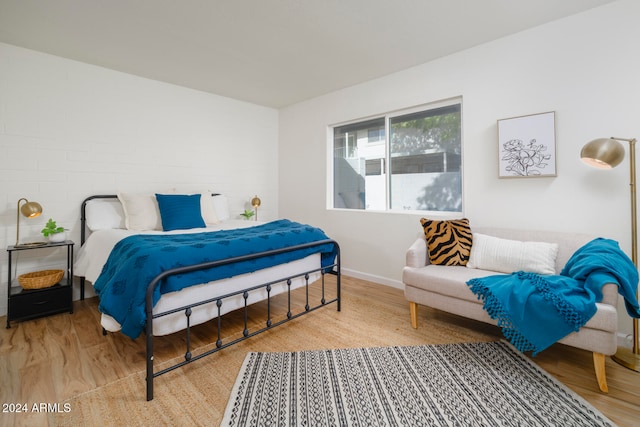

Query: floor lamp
[580,137,639,372]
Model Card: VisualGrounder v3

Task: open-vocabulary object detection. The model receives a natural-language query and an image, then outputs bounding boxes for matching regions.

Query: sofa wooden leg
[409,302,418,329]
[593,352,608,393]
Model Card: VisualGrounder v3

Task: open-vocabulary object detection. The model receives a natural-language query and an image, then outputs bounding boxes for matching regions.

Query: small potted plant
[41,218,66,242]
[240,209,255,220]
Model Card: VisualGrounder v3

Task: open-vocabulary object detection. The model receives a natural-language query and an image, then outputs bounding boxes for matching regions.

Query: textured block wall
[0,43,279,313]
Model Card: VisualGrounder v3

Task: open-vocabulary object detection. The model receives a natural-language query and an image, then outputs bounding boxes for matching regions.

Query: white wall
[0,43,279,314]
[279,0,640,336]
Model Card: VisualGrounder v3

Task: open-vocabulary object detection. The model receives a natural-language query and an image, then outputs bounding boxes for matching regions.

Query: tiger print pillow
[420,218,472,266]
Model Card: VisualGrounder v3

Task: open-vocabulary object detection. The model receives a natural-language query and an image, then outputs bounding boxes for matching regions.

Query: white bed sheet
[75,220,321,336]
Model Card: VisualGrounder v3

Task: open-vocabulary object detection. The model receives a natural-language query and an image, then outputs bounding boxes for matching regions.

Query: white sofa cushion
[403,264,500,303]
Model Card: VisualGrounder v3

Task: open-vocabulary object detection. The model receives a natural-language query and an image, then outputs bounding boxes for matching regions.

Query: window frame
[329,97,463,215]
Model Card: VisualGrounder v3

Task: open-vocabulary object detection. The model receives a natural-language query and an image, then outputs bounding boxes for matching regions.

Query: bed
[75,193,341,400]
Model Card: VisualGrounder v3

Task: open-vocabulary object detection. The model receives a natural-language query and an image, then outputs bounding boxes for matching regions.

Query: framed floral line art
[497,111,556,178]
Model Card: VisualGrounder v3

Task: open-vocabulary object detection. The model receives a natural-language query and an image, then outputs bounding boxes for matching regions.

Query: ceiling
[0,0,617,108]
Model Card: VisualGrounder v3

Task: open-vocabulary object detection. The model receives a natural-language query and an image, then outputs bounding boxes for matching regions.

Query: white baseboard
[341,268,404,290]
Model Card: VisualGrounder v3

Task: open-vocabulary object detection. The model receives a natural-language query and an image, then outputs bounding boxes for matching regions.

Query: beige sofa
[402,226,619,392]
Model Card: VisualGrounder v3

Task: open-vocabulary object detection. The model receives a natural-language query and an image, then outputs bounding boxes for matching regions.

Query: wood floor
[1,276,639,426]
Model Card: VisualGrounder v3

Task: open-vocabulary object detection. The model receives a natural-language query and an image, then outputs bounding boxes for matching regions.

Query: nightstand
[6,240,74,328]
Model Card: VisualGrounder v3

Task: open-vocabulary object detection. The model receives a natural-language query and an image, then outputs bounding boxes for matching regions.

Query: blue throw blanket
[467,238,640,355]
[94,220,337,338]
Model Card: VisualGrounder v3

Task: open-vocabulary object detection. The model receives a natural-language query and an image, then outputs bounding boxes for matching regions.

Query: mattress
[75,220,321,335]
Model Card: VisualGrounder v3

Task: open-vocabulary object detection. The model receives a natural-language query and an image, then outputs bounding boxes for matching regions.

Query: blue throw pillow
[155,194,206,231]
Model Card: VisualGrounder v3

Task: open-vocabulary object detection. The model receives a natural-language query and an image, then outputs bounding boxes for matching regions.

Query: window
[367,126,385,143]
[332,99,462,212]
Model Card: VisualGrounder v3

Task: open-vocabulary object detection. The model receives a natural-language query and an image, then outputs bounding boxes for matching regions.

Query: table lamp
[15,198,44,247]
[251,195,261,221]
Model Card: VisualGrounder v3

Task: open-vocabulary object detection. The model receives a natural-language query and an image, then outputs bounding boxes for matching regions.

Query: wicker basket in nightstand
[18,269,64,290]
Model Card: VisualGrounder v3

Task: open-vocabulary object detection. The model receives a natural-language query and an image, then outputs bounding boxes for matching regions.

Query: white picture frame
[497,111,556,178]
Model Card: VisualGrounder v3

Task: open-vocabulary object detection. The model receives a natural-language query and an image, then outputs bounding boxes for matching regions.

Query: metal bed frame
[79,195,341,401]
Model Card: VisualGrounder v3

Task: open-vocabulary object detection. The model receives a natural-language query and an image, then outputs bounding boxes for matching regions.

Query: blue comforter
[467,238,640,355]
[94,220,337,338]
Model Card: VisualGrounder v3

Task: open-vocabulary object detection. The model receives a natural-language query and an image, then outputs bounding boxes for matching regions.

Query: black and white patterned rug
[221,341,614,426]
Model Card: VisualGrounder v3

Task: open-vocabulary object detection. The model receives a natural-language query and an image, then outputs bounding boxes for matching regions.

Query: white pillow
[211,194,230,221]
[200,192,219,225]
[117,192,162,231]
[85,198,126,231]
[467,233,559,275]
